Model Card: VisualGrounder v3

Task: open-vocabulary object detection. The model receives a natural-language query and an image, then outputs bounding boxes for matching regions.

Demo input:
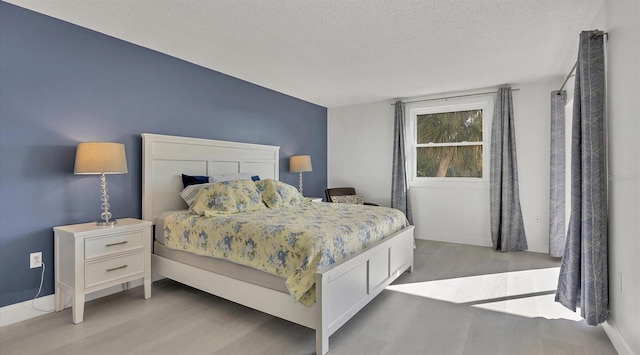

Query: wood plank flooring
[0,240,617,354]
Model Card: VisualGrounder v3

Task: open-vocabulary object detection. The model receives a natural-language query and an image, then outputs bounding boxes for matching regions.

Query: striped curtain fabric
[555,31,608,325]
[549,90,567,257]
[489,87,528,252]
[391,101,413,224]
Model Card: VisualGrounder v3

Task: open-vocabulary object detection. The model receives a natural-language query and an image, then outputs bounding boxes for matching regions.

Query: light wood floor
[0,240,616,355]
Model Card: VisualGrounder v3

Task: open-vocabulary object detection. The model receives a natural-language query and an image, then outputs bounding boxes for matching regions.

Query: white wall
[329,3,639,350]
[592,0,640,353]
[328,81,559,253]
[327,100,396,207]
[402,95,494,248]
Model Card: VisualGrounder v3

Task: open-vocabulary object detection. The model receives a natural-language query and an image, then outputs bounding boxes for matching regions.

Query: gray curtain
[391,101,413,224]
[490,87,528,251]
[549,91,567,257]
[555,31,608,325]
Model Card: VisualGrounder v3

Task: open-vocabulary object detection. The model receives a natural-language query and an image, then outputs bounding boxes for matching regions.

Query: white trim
[414,233,492,248]
[406,95,494,185]
[0,280,143,327]
[0,295,57,327]
[602,319,634,355]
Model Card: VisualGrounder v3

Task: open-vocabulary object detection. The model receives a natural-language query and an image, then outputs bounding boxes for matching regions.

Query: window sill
[410,179,489,189]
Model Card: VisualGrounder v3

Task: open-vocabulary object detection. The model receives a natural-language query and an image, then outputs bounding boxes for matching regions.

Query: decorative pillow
[255,179,304,209]
[180,174,259,208]
[331,195,364,204]
[191,179,265,216]
[181,174,209,188]
[180,183,215,208]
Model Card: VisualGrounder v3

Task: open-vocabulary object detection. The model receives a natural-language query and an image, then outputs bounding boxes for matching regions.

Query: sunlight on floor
[386,267,582,321]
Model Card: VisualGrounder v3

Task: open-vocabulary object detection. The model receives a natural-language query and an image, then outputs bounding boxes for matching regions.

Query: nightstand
[53,218,152,324]
[307,197,323,202]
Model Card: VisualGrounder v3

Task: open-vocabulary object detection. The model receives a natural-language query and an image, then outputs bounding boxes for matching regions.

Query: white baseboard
[0,279,144,328]
[603,319,635,355]
[414,233,493,248]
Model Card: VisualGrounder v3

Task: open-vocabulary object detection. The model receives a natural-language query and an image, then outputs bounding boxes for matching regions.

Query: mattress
[154,241,289,293]
[155,211,288,293]
[155,210,181,245]
[160,202,409,305]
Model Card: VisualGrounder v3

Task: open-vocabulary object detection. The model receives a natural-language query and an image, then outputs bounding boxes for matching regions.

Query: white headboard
[141,133,280,223]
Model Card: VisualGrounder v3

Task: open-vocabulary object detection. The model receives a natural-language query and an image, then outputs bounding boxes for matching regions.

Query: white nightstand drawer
[85,230,143,259]
[85,252,144,288]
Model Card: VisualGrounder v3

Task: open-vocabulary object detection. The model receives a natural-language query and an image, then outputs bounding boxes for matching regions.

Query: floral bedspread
[162,202,409,305]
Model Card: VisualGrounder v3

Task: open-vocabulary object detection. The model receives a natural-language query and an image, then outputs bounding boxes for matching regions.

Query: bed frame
[141,133,414,354]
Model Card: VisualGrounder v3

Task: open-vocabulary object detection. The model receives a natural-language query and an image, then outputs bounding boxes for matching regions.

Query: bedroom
[0,1,638,354]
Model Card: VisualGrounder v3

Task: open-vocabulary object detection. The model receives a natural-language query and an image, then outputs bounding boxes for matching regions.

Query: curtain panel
[391,101,413,224]
[549,90,567,257]
[489,87,528,252]
[555,31,608,325]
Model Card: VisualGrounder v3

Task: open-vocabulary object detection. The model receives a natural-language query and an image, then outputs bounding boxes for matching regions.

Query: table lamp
[74,142,128,226]
[289,155,312,195]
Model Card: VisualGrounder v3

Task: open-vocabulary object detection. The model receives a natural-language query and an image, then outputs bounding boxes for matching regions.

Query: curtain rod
[558,30,608,93]
[391,88,519,105]
[559,61,577,92]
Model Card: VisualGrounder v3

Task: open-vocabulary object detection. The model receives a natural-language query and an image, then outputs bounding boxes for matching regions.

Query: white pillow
[179,183,214,208]
[210,172,254,182]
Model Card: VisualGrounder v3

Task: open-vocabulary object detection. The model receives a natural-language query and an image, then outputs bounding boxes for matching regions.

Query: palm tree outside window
[415,109,484,178]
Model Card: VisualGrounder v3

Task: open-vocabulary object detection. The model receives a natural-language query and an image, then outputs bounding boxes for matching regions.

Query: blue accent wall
[0,2,327,307]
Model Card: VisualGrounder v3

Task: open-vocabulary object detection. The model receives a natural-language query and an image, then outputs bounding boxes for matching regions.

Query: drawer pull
[106,265,128,272]
[106,241,128,247]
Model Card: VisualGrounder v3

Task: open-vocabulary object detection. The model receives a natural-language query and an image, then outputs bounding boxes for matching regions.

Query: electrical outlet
[30,252,42,268]
[618,272,623,293]
[535,216,541,224]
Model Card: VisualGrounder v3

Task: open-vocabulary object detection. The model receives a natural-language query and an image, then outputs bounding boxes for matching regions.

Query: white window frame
[406,95,494,185]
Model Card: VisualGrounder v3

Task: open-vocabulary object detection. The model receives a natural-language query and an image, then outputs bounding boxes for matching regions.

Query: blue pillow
[181,174,209,188]
[251,175,260,182]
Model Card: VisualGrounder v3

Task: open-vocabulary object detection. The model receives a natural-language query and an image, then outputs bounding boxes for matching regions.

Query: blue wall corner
[0,2,327,307]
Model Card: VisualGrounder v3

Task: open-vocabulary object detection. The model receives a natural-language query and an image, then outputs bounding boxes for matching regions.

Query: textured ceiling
[5,0,605,108]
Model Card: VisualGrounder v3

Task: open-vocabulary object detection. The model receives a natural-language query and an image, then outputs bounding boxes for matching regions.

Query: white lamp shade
[74,142,128,174]
[290,155,312,173]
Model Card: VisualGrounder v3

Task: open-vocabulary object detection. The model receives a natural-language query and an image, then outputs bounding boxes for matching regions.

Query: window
[408,97,491,182]
[416,109,483,177]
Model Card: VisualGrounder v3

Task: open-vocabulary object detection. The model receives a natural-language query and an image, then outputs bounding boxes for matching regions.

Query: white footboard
[315,225,414,354]
[151,225,414,355]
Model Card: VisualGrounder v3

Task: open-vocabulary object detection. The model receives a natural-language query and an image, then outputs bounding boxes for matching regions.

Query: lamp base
[96,173,116,227]
[96,220,117,226]
[298,172,304,195]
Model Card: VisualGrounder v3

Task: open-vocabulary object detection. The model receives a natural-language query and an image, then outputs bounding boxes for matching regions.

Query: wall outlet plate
[30,252,42,268]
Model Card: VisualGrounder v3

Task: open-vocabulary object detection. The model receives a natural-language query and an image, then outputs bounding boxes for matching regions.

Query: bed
[142,133,415,354]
